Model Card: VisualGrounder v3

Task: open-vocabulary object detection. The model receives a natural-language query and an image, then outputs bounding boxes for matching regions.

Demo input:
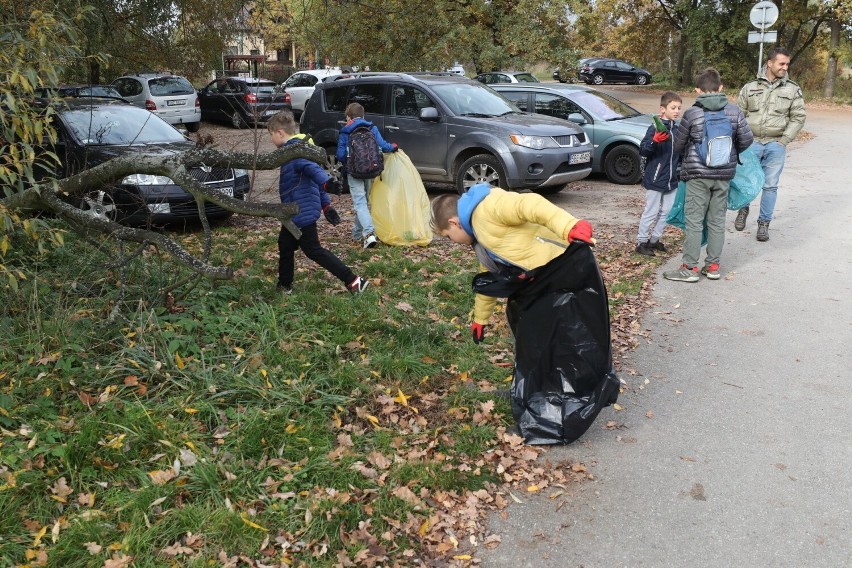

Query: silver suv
[112,73,200,132]
[300,72,592,194]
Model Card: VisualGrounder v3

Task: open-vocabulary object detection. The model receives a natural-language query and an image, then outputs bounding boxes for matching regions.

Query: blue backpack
[697,109,734,168]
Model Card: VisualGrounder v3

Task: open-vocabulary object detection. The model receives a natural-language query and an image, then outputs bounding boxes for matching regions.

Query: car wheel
[636,75,648,86]
[604,144,641,185]
[592,74,604,85]
[456,154,505,195]
[79,190,118,222]
[231,111,246,129]
[185,121,200,133]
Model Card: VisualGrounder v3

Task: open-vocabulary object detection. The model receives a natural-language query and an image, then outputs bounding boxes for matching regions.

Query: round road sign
[750,1,779,30]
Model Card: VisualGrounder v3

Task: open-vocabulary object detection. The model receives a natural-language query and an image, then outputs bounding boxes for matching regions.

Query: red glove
[567,220,593,243]
[652,131,669,144]
[471,322,487,344]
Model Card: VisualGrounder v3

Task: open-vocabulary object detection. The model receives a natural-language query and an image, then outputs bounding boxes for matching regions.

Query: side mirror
[419,107,440,122]
[568,113,587,125]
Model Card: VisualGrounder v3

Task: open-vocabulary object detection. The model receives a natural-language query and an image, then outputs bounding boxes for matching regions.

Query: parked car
[474,71,540,85]
[553,59,601,83]
[445,62,465,76]
[198,77,292,129]
[35,84,126,100]
[492,83,652,184]
[112,73,201,132]
[577,58,652,85]
[34,97,249,225]
[282,68,352,116]
[301,72,592,194]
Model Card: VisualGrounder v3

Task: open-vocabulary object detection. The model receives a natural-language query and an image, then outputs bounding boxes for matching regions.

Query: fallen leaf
[240,513,268,531]
[646,410,654,418]
[175,352,185,369]
[84,542,102,555]
[612,403,624,411]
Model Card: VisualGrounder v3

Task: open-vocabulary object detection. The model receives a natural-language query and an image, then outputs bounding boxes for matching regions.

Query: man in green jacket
[736,47,806,242]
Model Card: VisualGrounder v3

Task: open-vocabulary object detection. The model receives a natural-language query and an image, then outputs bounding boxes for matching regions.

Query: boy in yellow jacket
[431,183,593,343]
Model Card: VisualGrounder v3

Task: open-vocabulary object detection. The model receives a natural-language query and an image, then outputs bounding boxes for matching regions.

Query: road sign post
[749,1,780,75]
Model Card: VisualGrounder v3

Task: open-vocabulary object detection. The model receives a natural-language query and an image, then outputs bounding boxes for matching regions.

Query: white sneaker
[363,234,378,249]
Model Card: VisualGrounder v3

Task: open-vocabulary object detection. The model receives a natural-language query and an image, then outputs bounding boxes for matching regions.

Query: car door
[346,83,386,131]
[385,84,447,175]
[614,61,635,83]
[284,72,317,112]
[495,89,532,113]
[602,61,618,82]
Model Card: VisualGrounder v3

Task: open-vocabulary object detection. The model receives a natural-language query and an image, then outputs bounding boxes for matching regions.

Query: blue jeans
[749,141,787,222]
[348,175,374,240]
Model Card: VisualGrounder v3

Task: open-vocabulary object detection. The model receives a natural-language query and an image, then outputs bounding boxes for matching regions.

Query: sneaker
[276,284,293,295]
[756,221,770,242]
[734,207,749,231]
[363,234,378,249]
[701,263,721,280]
[348,276,369,294]
[650,240,667,252]
[663,264,700,283]
[635,242,655,256]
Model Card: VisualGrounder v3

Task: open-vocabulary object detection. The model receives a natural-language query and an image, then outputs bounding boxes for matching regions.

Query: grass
[0,212,650,565]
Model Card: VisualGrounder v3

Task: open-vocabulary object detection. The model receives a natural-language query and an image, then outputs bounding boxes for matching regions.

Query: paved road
[481,103,852,566]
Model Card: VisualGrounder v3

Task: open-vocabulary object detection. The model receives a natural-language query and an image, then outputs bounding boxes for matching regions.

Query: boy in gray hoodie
[665,68,753,282]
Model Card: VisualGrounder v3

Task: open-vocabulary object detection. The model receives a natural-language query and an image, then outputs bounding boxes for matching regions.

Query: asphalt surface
[480,100,851,566]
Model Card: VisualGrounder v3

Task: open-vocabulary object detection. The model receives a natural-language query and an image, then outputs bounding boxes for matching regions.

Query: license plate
[218,186,234,198]
[264,109,277,116]
[570,151,591,164]
[167,99,186,106]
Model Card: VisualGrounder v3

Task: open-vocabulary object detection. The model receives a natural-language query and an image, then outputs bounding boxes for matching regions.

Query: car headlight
[122,174,175,185]
[510,134,560,150]
[234,168,249,178]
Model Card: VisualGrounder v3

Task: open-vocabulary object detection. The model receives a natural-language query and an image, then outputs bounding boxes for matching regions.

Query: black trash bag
[472,243,620,445]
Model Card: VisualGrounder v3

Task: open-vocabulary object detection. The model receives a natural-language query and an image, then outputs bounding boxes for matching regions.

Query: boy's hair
[660,91,682,108]
[430,194,460,232]
[345,102,365,119]
[267,110,298,134]
[695,68,722,93]
[767,47,790,61]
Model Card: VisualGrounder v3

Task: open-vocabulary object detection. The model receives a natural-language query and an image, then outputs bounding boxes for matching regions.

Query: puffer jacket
[335,117,396,164]
[458,184,581,324]
[278,137,331,228]
[737,74,806,145]
[673,92,753,181]
[639,119,679,193]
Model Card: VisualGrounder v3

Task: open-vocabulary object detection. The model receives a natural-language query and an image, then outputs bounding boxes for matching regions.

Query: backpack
[696,109,734,168]
[347,125,384,179]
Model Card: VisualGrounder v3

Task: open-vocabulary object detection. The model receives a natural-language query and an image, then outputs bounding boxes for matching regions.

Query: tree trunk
[824,19,840,98]
[682,50,694,86]
[676,31,687,85]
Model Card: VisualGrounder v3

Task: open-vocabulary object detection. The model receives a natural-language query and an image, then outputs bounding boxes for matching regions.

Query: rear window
[248,81,279,94]
[324,86,350,112]
[513,73,539,83]
[348,84,385,114]
[148,76,195,96]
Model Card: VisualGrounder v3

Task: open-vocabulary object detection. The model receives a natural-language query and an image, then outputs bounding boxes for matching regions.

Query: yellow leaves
[183,407,199,414]
[285,423,301,434]
[612,403,625,411]
[393,388,409,407]
[32,525,47,547]
[418,519,430,536]
[240,513,268,531]
[174,352,185,369]
[365,414,380,428]
[526,485,540,492]
[331,412,342,428]
[148,469,176,486]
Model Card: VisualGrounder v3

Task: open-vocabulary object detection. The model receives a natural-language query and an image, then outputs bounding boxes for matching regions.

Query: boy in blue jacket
[268,111,369,294]
[336,102,397,248]
[636,91,682,256]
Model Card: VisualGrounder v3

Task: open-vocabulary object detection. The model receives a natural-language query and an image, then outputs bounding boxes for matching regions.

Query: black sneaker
[650,240,667,252]
[635,242,655,256]
[734,208,749,231]
[348,276,370,294]
[276,284,292,295]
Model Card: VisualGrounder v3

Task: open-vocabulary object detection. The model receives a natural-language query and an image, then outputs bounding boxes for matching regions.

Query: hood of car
[460,111,584,135]
[612,114,654,132]
[75,141,195,168]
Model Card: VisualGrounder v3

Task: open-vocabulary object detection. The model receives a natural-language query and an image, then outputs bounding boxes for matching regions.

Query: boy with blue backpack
[665,68,753,282]
[336,102,397,249]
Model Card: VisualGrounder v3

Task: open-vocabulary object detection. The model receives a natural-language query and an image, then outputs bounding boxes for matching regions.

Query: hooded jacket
[458,184,581,324]
[278,136,332,228]
[737,72,806,145]
[673,92,753,181]
[639,119,679,193]
[335,117,396,164]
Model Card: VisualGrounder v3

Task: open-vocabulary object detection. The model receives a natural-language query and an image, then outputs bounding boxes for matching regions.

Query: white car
[112,73,200,132]
[282,68,349,115]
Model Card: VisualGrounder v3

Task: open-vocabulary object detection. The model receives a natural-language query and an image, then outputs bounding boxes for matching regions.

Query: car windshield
[571,90,641,120]
[513,73,539,83]
[61,105,187,145]
[148,76,195,96]
[77,86,122,98]
[431,82,518,116]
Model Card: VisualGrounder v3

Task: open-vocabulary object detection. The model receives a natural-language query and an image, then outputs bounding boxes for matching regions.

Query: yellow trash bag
[369,150,433,246]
